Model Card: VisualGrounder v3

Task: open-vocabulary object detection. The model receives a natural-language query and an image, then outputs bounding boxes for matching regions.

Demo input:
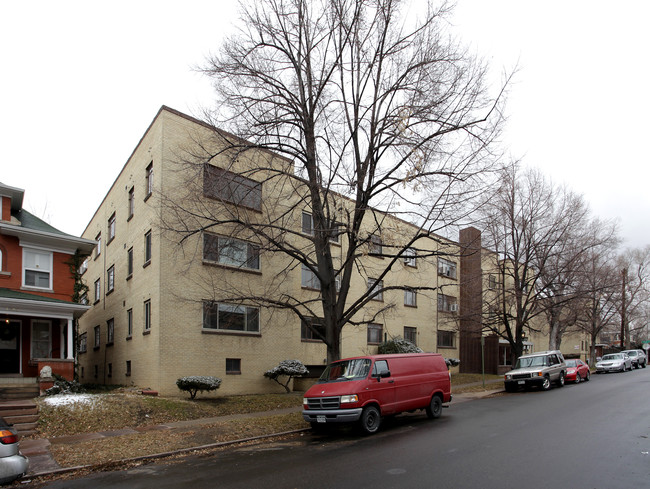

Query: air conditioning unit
[450,304,458,312]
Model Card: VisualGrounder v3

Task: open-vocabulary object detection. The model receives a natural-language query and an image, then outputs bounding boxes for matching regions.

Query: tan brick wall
[79,107,463,396]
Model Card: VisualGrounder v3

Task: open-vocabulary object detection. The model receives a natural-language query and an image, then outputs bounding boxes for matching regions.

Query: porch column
[66,318,74,360]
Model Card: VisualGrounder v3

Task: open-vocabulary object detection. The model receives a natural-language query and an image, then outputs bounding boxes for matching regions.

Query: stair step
[3,414,39,425]
[0,407,39,417]
[12,422,38,437]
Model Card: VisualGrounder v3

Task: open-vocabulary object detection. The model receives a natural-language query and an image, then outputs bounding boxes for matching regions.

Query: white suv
[622,349,647,369]
[504,350,567,392]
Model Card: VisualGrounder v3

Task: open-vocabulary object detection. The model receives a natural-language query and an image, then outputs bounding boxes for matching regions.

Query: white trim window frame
[404,288,417,307]
[301,263,320,290]
[368,278,384,301]
[22,248,53,290]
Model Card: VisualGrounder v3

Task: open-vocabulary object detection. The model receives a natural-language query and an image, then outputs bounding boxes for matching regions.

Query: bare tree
[162,0,506,362]
[480,163,606,365]
[615,246,650,348]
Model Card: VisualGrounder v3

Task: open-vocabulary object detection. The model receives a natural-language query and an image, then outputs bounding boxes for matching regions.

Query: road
[42,368,650,488]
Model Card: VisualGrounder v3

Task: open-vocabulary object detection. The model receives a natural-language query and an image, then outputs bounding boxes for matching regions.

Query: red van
[302,353,452,434]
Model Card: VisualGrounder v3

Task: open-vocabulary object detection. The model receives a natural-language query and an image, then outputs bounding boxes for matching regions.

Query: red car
[565,359,590,383]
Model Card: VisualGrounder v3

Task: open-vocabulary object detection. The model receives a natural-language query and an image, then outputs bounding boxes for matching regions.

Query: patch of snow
[43,394,98,407]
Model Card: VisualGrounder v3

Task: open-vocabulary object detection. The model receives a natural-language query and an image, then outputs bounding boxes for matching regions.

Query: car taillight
[0,430,18,444]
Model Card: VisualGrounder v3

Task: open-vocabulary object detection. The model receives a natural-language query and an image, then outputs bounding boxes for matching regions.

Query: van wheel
[426,395,443,419]
[360,406,381,434]
[556,372,565,387]
[541,376,551,390]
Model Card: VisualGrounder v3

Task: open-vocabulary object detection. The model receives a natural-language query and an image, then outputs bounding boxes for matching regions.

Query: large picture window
[23,249,52,289]
[203,302,260,333]
[437,330,456,348]
[204,165,262,211]
[203,234,260,270]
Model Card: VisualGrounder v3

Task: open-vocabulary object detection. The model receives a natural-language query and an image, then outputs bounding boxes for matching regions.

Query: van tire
[426,395,443,419]
[360,406,381,434]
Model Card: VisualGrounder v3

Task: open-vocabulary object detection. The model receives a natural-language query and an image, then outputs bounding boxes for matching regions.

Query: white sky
[1,0,648,248]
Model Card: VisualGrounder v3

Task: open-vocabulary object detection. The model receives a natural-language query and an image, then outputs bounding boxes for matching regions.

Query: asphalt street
[41,368,650,489]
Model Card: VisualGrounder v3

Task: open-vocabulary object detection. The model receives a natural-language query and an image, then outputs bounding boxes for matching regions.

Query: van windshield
[318,359,371,383]
[515,356,547,368]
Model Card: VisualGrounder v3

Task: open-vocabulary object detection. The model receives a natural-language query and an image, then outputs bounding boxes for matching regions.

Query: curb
[21,427,311,482]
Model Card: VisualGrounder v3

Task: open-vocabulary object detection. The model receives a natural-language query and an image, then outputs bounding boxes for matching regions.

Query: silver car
[0,417,29,484]
[621,349,647,369]
[504,350,567,392]
[596,353,632,373]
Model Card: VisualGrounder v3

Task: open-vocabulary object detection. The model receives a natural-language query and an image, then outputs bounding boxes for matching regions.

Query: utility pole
[621,267,627,350]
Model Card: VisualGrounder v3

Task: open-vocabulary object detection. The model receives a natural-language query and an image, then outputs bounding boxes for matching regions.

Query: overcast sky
[2,0,648,248]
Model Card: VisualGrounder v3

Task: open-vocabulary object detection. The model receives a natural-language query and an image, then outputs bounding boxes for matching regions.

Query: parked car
[302,353,451,434]
[596,353,632,373]
[503,350,566,392]
[565,359,590,383]
[621,349,647,369]
[0,417,29,484]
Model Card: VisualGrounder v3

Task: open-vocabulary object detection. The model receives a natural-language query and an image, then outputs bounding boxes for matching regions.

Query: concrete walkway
[18,383,503,479]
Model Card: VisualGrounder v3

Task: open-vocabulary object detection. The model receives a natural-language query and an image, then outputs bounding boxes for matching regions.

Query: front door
[0,321,20,374]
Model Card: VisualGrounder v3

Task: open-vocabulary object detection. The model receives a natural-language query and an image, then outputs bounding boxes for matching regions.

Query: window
[302,212,314,235]
[203,302,260,333]
[144,230,152,265]
[107,363,112,378]
[301,263,320,290]
[404,248,416,267]
[146,161,154,198]
[78,332,87,353]
[226,358,241,374]
[128,187,135,219]
[144,300,151,332]
[94,278,101,303]
[437,293,458,313]
[31,320,51,358]
[437,330,456,348]
[108,213,116,242]
[488,274,497,290]
[126,360,132,377]
[369,234,383,255]
[23,249,52,289]
[301,317,325,342]
[95,233,101,259]
[203,164,262,211]
[107,265,115,293]
[79,258,89,275]
[404,326,417,345]
[367,323,383,345]
[127,308,133,338]
[127,247,133,278]
[368,278,383,301]
[404,288,417,307]
[438,258,457,279]
[94,325,100,348]
[203,233,260,270]
[107,318,114,345]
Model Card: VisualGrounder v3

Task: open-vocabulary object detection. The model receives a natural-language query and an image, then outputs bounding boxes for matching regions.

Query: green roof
[0,288,76,305]
[12,209,73,237]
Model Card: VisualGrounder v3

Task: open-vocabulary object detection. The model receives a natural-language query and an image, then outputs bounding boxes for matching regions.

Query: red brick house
[0,182,95,386]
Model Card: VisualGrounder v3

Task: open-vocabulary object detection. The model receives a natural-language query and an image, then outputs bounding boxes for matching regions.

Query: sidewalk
[18,382,503,479]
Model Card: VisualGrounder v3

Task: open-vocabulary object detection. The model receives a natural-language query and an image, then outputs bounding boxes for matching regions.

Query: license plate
[518,380,525,385]
[317,415,326,423]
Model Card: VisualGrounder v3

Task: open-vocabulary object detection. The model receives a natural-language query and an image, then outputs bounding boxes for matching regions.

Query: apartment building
[77,107,468,396]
